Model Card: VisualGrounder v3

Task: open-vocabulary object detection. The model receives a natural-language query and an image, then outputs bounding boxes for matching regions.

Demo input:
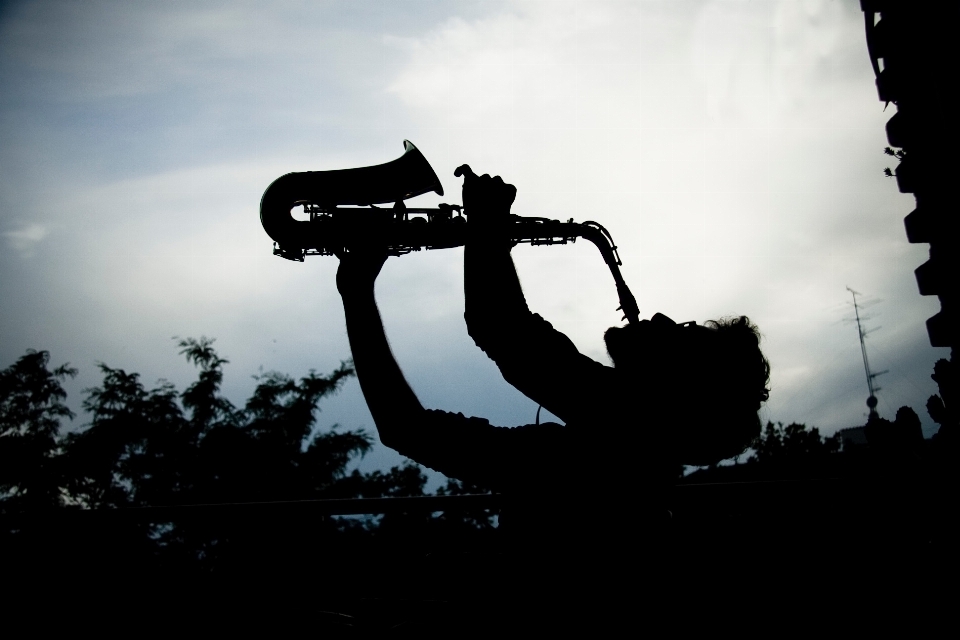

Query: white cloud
[380,0,945,434]
[0,0,946,456]
[3,223,49,254]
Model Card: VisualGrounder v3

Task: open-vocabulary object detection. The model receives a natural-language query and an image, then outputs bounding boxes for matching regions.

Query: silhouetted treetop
[749,422,841,464]
[177,336,237,433]
[1,340,431,516]
[0,350,76,510]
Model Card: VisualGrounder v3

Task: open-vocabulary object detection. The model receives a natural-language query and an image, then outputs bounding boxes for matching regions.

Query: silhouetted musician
[334,167,770,619]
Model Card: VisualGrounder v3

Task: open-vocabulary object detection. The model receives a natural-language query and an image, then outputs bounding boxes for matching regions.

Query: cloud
[0,0,946,463]
[380,0,945,434]
[2,223,48,254]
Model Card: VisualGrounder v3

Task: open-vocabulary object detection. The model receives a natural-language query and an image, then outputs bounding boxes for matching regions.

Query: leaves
[883,147,906,179]
[1,342,426,516]
[0,351,76,509]
[177,336,236,433]
[0,350,76,439]
[1,339,507,574]
[883,146,906,160]
[748,421,841,464]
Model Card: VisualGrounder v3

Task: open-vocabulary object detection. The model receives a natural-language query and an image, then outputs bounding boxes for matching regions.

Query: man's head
[604,314,770,466]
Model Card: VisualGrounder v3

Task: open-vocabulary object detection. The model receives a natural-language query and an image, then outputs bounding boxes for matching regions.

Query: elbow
[372,406,425,451]
[376,424,403,452]
[464,310,504,351]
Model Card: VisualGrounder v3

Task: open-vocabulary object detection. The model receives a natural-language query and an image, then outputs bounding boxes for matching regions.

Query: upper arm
[463,243,614,423]
[467,311,614,424]
[389,410,569,491]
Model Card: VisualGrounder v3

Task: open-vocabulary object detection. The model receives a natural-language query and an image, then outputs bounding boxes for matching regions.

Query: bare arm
[336,249,568,489]
[459,168,613,424]
[464,243,528,342]
[336,252,423,450]
[460,166,528,338]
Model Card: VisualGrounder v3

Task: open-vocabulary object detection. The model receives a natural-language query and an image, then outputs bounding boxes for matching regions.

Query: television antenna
[846,287,888,419]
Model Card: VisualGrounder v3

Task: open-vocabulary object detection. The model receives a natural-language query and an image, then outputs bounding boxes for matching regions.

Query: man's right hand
[455,164,517,232]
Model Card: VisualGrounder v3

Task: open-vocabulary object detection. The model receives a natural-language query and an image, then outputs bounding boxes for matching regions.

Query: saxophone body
[260,141,640,324]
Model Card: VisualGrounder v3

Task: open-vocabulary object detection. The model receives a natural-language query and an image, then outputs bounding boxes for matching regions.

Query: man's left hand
[335,249,388,298]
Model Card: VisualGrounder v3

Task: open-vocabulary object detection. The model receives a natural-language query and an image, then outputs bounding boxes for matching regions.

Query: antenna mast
[847,287,887,420]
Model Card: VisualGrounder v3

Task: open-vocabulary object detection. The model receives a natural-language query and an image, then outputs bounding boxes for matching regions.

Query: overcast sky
[1,0,948,480]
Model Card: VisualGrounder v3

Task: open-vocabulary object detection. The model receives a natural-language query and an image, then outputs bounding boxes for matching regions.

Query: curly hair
[689,316,770,464]
[604,314,770,465]
[705,316,770,409]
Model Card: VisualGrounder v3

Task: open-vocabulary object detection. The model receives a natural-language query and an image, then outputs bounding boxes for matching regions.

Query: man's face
[604,314,709,372]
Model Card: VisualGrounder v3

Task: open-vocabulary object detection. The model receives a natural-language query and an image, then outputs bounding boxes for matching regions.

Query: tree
[749,421,841,465]
[63,363,187,508]
[927,356,956,445]
[58,337,407,512]
[1,339,511,584]
[0,350,76,512]
[682,421,847,483]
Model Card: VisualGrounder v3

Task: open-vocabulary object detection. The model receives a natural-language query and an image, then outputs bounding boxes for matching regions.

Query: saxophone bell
[260,140,444,258]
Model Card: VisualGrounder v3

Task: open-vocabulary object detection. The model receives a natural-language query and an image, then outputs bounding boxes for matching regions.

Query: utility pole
[848,287,888,420]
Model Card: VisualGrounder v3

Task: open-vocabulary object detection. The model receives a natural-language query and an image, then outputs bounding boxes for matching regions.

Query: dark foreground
[3,477,953,635]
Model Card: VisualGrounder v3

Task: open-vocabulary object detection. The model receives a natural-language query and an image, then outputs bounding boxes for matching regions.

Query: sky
[0,0,949,481]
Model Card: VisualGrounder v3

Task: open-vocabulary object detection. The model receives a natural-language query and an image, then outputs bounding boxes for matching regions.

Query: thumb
[454,164,477,181]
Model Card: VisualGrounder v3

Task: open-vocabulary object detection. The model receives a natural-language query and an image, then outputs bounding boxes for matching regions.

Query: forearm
[458,168,609,424]
[464,240,609,425]
[341,289,423,448]
[464,241,531,343]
